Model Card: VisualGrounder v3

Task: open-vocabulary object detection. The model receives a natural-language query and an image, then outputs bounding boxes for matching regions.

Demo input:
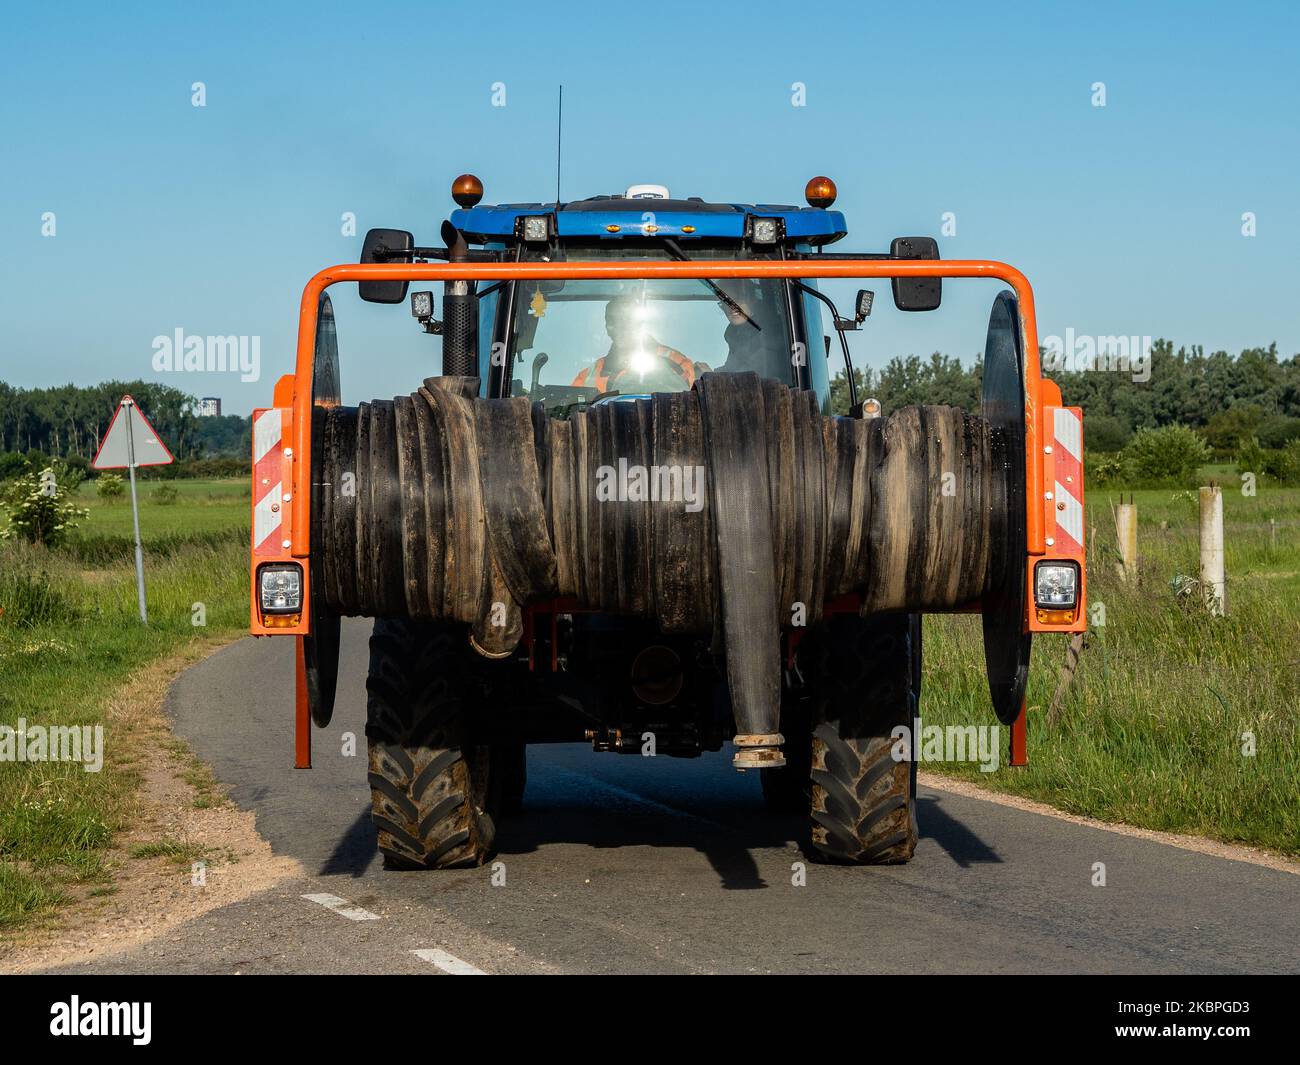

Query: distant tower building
[197,397,222,418]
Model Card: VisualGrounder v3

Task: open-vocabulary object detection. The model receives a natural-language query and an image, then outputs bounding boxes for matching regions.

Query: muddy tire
[805,613,920,864]
[365,618,498,869]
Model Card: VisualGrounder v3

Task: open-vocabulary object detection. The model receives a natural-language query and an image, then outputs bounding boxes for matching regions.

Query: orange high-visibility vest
[572,345,696,391]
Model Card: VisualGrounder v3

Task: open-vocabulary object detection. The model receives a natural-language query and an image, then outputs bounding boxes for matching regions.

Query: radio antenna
[555,85,563,206]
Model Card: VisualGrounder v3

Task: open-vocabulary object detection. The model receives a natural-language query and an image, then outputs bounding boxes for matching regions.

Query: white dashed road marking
[412,948,488,975]
[302,892,381,921]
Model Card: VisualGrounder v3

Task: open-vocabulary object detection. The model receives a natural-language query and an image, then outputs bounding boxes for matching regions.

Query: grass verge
[0,481,247,933]
[920,485,1300,855]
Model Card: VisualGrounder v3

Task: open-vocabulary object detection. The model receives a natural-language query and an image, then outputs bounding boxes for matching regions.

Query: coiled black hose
[315,371,1009,745]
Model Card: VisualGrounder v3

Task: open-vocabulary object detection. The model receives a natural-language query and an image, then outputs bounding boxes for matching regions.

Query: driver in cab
[572,296,700,393]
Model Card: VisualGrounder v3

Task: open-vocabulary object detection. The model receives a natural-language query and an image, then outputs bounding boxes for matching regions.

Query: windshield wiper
[661,239,760,330]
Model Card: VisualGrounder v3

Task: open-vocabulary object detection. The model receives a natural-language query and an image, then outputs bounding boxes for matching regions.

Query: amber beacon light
[452,173,484,208]
[805,175,837,208]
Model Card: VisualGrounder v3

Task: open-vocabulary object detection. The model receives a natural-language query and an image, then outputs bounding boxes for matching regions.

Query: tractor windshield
[502,272,796,415]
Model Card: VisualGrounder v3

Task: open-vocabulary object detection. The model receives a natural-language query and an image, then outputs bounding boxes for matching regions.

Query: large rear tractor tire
[365,618,500,869]
[805,613,920,864]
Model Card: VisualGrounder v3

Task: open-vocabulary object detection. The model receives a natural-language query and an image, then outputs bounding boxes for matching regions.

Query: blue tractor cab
[359,178,939,418]
[449,191,847,246]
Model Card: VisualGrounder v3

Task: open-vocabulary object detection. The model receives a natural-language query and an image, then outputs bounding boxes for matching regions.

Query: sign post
[92,395,175,624]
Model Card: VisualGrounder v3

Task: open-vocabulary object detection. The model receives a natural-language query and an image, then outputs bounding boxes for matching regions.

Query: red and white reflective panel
[253,409,284,554]
[1052,407,1084,554]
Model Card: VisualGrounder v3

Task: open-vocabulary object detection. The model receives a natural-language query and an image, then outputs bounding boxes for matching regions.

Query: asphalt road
[48,619,1300,974]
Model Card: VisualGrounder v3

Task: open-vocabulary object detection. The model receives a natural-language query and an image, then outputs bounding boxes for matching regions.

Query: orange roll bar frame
[294,635,311,769]
[289,260,1045,558]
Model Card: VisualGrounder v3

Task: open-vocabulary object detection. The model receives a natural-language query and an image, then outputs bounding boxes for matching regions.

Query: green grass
[0,480,248,936]
[1096,484,1300,596]
[0,863,68,929]
[72,477,249,539]
[128,838,207,867]
[921,483,1300,855]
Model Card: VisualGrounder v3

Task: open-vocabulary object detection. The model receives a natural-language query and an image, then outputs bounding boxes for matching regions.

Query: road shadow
[917,795,1003,867]
[319,812,380,878]
[311,753,1002,887]
[494,801,798,890]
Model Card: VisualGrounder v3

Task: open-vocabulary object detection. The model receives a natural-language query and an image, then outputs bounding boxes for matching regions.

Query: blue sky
[1,0,1296,415]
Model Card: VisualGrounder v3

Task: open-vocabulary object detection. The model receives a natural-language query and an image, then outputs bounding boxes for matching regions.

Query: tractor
[249,175,1086,869]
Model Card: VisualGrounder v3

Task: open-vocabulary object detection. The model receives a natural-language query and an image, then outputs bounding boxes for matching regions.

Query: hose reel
[980,291,1033,725]
[306,335,1031,754]
[302,293,341,728]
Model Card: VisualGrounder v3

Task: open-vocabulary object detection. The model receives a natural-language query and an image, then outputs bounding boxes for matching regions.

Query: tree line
[5,339,1299,468]
[0,381,250,461]
[831,340,1300,452]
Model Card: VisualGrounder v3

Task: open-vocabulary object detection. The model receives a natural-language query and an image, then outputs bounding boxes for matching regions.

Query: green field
[0,479,248,930]
[921,481,1300,854]
[69,477,250,539]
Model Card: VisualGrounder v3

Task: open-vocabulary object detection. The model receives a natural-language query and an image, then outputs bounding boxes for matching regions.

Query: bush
[1235,438,1300,486]
[62,455,91,483]
[138,456,250,480]
[0,467,89,547]
[0,452,28,481]
[1267,440,1300,485]
[1084,453,1125,485]
[0,453,249,483]
[95,473,125,501]
[1236,437,1268,480]
[1257,415,1300,450]
[1083,415,1131,454]
[1121,425,1210,486]
[1202,405,1262,452]
[151,484,180,506]
[48,459,86,496]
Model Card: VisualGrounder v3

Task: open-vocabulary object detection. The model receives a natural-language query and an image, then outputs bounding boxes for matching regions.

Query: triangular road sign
[92,395,175,470]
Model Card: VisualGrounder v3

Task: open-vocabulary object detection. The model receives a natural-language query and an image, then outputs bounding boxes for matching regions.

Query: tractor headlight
[520,215,550,243]
[1034,561,1078,609]
[750,217,782,245]
[259,564,303,614]
[410,290,434,319]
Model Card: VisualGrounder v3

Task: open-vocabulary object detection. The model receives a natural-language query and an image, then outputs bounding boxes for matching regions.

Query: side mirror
[359,228,413,304]
[890,237,942,312]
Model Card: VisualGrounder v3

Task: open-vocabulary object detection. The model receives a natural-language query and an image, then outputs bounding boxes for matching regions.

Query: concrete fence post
[1199,485,1225,616]
[1115,497,1138,584]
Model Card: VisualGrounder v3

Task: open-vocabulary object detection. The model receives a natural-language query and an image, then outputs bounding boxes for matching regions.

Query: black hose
[316,372,1009,744]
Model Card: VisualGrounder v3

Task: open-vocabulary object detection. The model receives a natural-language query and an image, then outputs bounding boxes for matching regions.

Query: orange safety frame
[254,259,1087,766]
[287,259,1052,556]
